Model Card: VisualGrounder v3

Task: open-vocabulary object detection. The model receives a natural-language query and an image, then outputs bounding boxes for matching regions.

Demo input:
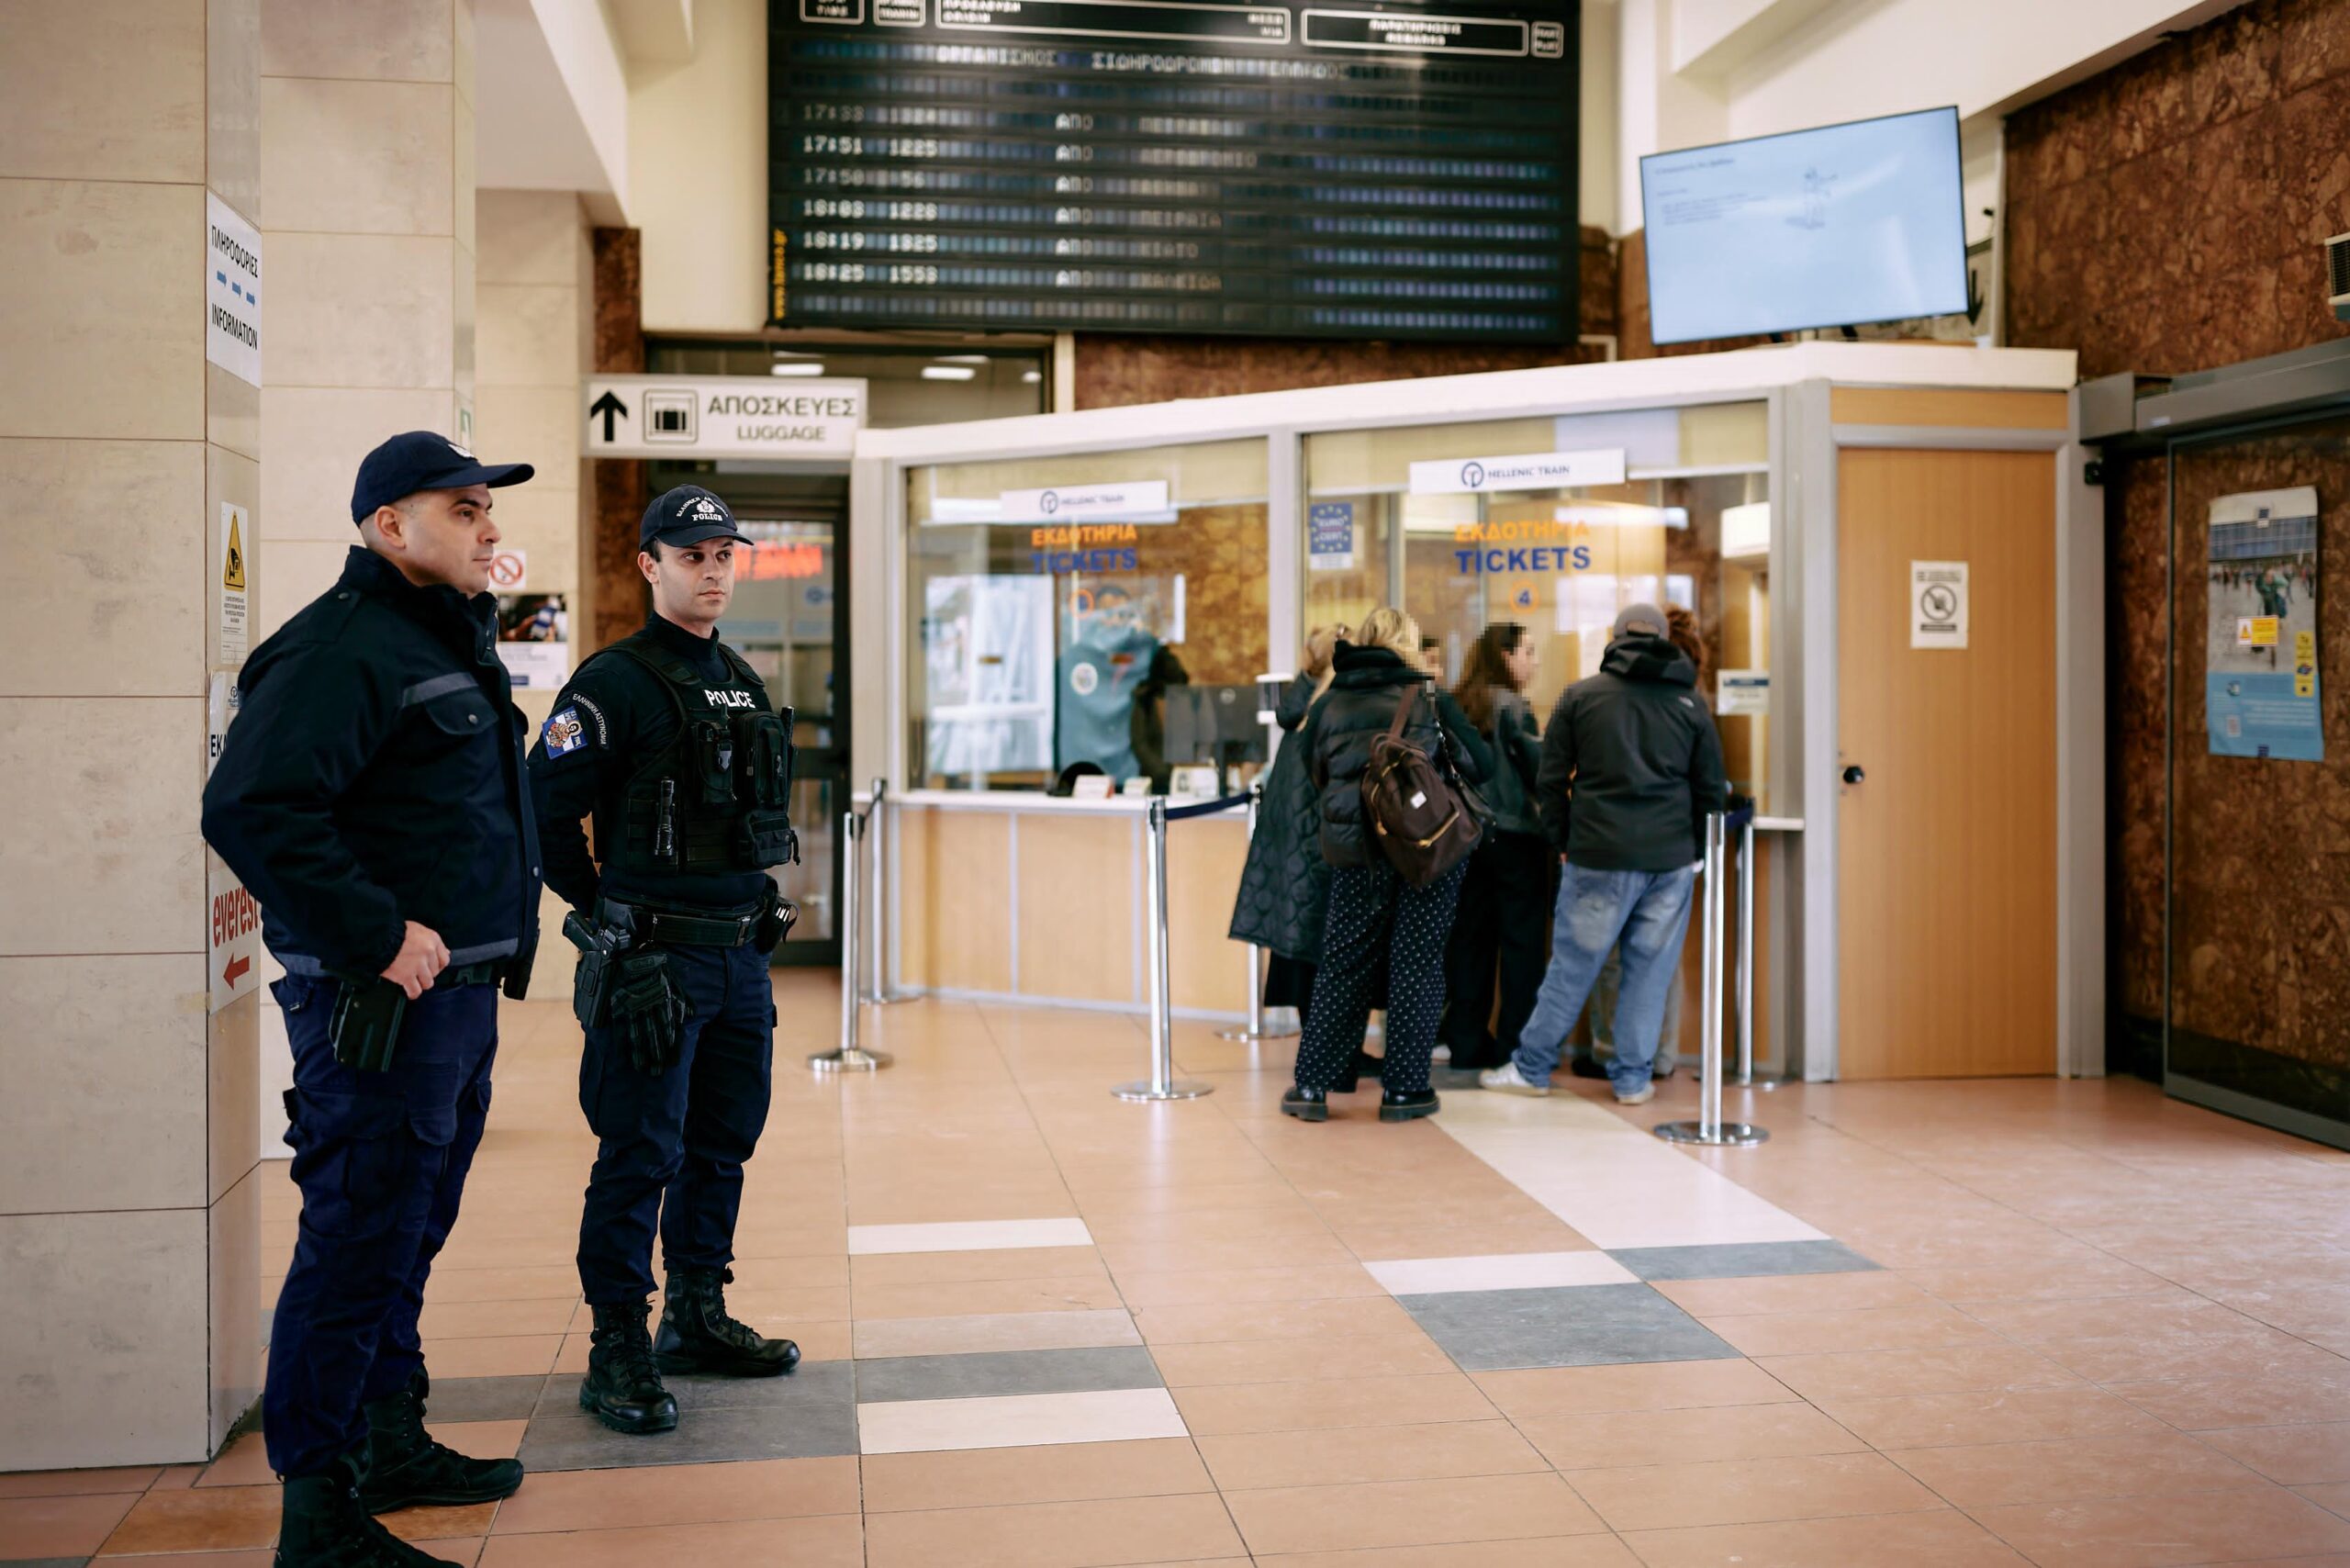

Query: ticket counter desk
[850,342,2104,1081]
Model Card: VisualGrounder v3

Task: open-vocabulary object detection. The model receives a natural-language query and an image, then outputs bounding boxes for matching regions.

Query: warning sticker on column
[218,501,250,666]
[1909,560,1968,650]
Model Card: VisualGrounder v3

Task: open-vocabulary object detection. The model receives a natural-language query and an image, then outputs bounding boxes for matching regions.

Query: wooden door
[1837,448,2057,1078]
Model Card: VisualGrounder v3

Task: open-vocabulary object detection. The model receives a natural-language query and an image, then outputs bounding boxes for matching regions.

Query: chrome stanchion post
[1656,811,1764,1146]
[864,776,908,1006]
[1734,814,1757,1088]
[1116,797,1211,1102]
[1218,782,1294,1042]
[811,808,891,1073]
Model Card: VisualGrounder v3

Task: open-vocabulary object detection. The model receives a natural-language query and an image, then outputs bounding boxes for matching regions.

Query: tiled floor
[11,981,2350,1566]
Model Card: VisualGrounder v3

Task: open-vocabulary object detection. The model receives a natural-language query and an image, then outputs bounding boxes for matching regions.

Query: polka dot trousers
[1293,860,1467,1096]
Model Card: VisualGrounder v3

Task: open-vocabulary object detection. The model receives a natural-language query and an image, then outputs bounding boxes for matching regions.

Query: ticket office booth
[848,342,2102,1081]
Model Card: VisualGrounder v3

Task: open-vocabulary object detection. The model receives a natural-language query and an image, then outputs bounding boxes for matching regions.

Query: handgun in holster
[564,908,631,1030]
[330,978,408,1072]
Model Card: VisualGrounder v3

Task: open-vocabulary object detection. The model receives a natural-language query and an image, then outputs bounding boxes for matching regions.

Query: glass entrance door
[718,515,847,968]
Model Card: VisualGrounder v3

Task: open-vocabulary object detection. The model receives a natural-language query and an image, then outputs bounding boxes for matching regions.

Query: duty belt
[597,896,762,948]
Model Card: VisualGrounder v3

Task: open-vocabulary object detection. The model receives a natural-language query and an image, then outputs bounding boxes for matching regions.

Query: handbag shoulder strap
[1387,682,1419,743]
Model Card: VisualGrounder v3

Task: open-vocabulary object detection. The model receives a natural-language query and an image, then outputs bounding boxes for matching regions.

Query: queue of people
[1235,601,1729,1124]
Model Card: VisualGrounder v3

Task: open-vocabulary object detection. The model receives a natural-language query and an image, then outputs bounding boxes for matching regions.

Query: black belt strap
[437,959,508,990]
[598,897,759,948]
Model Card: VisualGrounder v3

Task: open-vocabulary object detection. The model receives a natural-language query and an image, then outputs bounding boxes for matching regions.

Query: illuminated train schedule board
[767,0,1580,341]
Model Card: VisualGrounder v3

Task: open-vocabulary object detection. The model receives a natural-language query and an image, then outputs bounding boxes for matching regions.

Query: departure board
[768,0,1580,341]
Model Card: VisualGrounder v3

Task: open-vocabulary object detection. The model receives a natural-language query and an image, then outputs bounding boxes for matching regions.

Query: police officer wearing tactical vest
[201,432,542,1568]
[529,486,802,1435]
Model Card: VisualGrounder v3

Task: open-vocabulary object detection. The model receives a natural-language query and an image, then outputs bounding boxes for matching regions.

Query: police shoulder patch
[543,707,589,756]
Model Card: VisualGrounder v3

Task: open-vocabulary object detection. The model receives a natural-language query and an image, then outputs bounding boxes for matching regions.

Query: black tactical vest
[597,632,798,879]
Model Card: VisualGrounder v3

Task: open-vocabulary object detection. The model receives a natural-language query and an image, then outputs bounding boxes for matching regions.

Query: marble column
[0,0,265,1466]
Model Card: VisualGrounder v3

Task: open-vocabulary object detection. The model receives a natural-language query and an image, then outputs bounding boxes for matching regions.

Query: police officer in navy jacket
[529,486,802,1437]
[201,432,542,1568]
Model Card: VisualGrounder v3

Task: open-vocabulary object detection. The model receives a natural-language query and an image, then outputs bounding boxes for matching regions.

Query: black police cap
[351,431,533,523]
[641,486,754,551]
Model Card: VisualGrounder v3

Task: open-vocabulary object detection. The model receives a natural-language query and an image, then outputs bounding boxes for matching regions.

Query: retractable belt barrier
[1114,790,1251,1103]
[1653,805,1767,1147]
[810,801,892,1075]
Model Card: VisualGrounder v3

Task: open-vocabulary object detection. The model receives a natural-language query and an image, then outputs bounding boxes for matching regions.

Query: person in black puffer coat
[1227,625,1345,1026]
[1282,608,1493,1125]
[1438,622,1556,1075]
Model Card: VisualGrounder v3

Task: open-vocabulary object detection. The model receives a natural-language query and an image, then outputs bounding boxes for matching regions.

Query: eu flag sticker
[543,708,588,756]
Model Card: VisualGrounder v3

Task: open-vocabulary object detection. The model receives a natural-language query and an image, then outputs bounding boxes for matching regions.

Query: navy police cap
[642,485,755,551]
[351,431,533,523]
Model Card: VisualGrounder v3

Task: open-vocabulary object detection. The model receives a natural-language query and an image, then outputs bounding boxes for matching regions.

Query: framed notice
[2207,486,2321,761]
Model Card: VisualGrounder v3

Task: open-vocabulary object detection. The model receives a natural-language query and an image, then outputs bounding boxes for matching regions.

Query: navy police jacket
[201,546,542,988]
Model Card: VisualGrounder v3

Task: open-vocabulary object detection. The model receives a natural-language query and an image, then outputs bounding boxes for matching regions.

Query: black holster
[330,979,408,1072]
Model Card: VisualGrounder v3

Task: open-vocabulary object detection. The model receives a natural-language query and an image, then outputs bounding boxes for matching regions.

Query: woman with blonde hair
[1282,608,1493,1123]
[1228,624,1348,1025]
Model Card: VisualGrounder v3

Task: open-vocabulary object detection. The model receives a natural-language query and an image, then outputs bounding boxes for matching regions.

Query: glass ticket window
[905,440,1270,791]
[1304,403,1773,810]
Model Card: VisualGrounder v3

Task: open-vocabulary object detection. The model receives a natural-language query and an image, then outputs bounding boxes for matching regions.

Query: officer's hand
[381,921,452,1001]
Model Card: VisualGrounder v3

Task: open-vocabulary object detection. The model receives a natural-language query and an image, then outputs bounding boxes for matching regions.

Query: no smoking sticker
[487,549,528,591]
[1909,560,1969,650]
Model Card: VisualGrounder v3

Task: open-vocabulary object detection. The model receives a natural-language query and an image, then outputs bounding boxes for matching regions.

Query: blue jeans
[1511,864,1697,1096]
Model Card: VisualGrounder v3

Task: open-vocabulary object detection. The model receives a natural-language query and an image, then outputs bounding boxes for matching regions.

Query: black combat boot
[655,1267,800,1377]
[276,1453,456,1567]
[357,1370,523,1513]
[579,1301,679,1434]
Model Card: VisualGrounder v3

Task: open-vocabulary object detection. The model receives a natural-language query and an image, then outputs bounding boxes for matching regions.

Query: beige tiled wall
[252,0,482,1177]
[0,0,262,1468]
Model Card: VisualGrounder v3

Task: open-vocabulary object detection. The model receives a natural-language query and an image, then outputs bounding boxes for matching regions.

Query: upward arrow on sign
[588,389,628,442]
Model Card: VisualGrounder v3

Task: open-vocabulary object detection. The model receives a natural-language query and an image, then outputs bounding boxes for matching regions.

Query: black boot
[580,1301,679,1434]
[1281,1085,1328,1122]
[358,1371,523,1513]
[1379,1088,1439,1123]
[277,1455,456,1567]
[655,1267,800,1377]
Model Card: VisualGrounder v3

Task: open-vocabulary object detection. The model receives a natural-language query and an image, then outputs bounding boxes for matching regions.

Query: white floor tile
[1365,1250,1638,1296]
[1435,1093,1827,1252]
[846,1217,1096,1256]
[855,1386,1188,1454]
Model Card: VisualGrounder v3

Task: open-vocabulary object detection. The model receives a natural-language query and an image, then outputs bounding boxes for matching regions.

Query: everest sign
[209,857,261,1014]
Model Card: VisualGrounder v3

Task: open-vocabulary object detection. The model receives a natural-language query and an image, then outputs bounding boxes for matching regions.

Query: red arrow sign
[222,954,251,988]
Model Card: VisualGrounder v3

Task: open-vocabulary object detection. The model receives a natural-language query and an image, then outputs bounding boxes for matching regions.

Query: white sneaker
[1432,1044,1452,1063]
[1615,1082,1656,1106]
[1479,1061,1551,1096]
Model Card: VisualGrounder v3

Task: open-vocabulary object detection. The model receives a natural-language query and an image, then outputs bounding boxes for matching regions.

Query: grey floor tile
[1607,1240,1880,1281]
[6,1559,92,1567]
[423,1373,551,1423]
[1398,1282,1742,1372]
[518,1361,856,1471]
[854,1346,1163,1405]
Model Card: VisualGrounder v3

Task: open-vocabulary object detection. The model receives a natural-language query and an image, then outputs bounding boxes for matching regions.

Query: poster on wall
[923,574,1054,778]
[2206,487,2322,761]
[497,593,570,689]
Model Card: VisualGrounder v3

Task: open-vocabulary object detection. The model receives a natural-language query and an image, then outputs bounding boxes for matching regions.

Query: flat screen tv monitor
[1639,106,1968,346]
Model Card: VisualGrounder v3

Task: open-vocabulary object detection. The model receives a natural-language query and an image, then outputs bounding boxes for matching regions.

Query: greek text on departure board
[768,0,1580,341]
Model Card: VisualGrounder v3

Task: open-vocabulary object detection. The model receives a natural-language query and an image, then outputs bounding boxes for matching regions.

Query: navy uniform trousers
[576,942,776,1305]
[264,972,498,1479]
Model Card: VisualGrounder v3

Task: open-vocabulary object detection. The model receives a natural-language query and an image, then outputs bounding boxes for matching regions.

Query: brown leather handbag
[1360,685,1483,887]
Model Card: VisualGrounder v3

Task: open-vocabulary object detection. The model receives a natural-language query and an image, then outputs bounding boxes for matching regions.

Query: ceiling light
[922,365,978,381]
[769,361,825,376]
[1022,370,1042,384]
[934,353,990,364]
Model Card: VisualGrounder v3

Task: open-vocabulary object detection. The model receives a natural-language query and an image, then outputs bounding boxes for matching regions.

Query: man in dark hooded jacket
[1481,604,1727,1104]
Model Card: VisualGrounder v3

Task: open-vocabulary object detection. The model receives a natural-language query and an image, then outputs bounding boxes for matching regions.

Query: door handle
[1841,765,1865,786]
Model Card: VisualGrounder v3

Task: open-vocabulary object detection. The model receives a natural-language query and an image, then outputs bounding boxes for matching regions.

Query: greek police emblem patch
[543,708,588,756]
